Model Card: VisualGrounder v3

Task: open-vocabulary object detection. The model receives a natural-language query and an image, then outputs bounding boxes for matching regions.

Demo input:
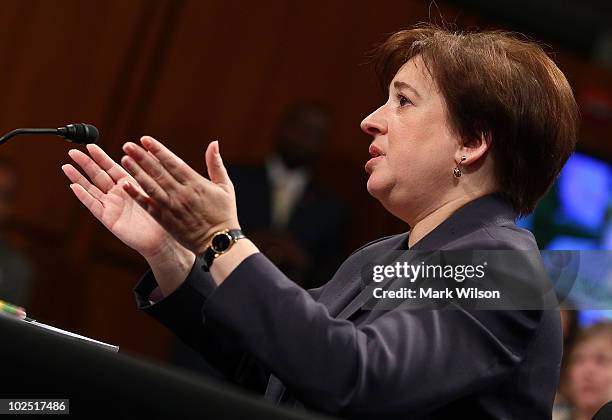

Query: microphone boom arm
[0,128,58,146]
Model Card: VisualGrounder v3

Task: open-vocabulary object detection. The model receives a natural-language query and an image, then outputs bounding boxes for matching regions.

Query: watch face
[211,232,232,253]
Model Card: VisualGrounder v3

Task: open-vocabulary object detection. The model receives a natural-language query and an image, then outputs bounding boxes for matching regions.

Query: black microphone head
[58,123,99,144]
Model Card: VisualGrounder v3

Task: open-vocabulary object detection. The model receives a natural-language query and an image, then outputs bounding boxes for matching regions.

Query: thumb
[205,140,231,185]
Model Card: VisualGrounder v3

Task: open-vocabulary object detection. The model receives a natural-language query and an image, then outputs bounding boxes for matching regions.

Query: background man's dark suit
[135,193,562,419]
[229,164,345,289]
[225,101,347,290]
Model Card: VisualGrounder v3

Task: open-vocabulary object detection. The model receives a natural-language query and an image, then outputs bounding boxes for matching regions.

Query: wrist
[210,239,259,286]
[201,228,245,272]
[144,238,194,268]
[197,222,241,255]
[145,241,196,297]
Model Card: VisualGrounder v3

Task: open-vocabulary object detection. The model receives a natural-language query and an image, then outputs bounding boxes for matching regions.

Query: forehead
[390,56,437,92]
[574,335,612,353]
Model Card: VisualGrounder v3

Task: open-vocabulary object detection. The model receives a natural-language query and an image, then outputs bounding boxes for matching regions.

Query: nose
[360,105,387,137]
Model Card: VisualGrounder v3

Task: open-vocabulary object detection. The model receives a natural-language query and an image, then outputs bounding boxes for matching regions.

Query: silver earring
[453,156,467,178]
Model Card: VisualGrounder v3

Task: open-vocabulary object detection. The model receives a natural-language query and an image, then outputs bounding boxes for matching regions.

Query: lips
[369,144,385,158]
[365,143,386,174]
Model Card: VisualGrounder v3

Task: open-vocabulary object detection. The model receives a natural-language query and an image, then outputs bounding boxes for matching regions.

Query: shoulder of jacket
[348,233,406,257]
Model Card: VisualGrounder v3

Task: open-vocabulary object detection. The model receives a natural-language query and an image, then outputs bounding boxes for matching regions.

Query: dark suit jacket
[135,193,562,419]
[228,164,345,288]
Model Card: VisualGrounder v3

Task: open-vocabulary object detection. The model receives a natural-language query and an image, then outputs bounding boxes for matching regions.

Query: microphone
[0,123,99,146]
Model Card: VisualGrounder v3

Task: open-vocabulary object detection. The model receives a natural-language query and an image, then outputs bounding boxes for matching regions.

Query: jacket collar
[409,192,517,251]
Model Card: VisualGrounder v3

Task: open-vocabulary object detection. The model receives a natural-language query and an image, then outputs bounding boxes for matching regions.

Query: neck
[406,193,481,249]
[572,411,595,420]
[574,406,598,420]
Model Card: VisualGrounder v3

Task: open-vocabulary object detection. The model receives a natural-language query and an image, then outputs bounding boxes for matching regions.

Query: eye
[397,94,412,107]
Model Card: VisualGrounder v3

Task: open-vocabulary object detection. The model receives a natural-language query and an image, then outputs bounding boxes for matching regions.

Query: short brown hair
[559,321,612,400]
[372,24,579,216]
[571,322,612,353]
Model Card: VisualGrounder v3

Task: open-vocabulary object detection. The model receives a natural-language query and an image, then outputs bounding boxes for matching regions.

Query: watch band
[201,229,245,272]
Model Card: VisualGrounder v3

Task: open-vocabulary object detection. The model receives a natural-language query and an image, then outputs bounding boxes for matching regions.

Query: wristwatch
[201,229,245,271]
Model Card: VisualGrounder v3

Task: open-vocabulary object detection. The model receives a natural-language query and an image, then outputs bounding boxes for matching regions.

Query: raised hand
[62,144,182,260]
[119,136,240,255]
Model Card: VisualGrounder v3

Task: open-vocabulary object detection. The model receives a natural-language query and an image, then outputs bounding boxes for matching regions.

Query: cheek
[570,366,589,386]
[386,139,454,186]
[388,119,456,169]
[601,369,612,387]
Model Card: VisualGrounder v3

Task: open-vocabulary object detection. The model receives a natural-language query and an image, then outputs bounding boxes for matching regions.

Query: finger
[80,146,149,197]
[86,144,130,183]
[122,179,161,219]
[139,136,196,184]
[122,142,178,190]
[204,140,231,186]
[121,155,170,204]
[87,144,150,197]
[61,164,105,201]
[69,183,104,220]
[68,148,115,193]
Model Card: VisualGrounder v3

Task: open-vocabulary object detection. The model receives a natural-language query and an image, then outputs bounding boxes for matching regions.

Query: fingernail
[123,142,137,152]
[142,137,158,151]
[121,156,132,170]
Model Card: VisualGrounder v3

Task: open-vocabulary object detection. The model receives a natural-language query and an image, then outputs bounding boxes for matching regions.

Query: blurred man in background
[228,101,346,289]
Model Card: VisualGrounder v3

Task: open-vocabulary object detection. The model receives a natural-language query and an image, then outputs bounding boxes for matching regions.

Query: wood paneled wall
[0,0,609,361]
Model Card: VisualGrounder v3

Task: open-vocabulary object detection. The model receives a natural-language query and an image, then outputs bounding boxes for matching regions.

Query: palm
[96,183,167,255]
[62,145,172,257]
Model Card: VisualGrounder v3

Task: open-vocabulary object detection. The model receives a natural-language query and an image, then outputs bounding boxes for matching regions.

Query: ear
[455,131,492,165]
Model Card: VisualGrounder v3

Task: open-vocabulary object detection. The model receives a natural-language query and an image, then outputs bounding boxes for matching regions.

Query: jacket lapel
[317,232,409,317]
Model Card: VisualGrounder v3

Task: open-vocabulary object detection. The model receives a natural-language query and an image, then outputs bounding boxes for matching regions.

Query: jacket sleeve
[202,252,544,417]
[133,256,269,393]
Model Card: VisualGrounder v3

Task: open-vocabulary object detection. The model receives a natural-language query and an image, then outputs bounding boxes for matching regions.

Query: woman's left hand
[120,136,240,255]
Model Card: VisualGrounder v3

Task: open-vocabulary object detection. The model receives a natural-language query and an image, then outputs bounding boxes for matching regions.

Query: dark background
[0,0,610,362]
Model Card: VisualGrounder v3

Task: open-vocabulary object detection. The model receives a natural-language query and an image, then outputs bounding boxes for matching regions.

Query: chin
[366,174,380,197]
[367,176,419,223]
[366,174,392,202]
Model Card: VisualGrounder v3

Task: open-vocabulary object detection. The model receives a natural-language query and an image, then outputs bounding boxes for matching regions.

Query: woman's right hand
[62,144,180,260]
[63,144,195,296]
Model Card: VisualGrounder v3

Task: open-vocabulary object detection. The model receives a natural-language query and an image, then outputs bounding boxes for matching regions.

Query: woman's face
[567,336,612,414]
[360,56,460,223]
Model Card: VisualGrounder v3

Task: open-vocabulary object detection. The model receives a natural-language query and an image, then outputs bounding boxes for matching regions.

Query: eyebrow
[393,81,422,99]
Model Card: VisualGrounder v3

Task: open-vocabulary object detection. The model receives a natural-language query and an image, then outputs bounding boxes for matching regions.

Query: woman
[563,322,612,420]
[62,25,579,418]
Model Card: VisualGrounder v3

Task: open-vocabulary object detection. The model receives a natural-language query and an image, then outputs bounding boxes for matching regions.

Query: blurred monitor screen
[518,152,612,326]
